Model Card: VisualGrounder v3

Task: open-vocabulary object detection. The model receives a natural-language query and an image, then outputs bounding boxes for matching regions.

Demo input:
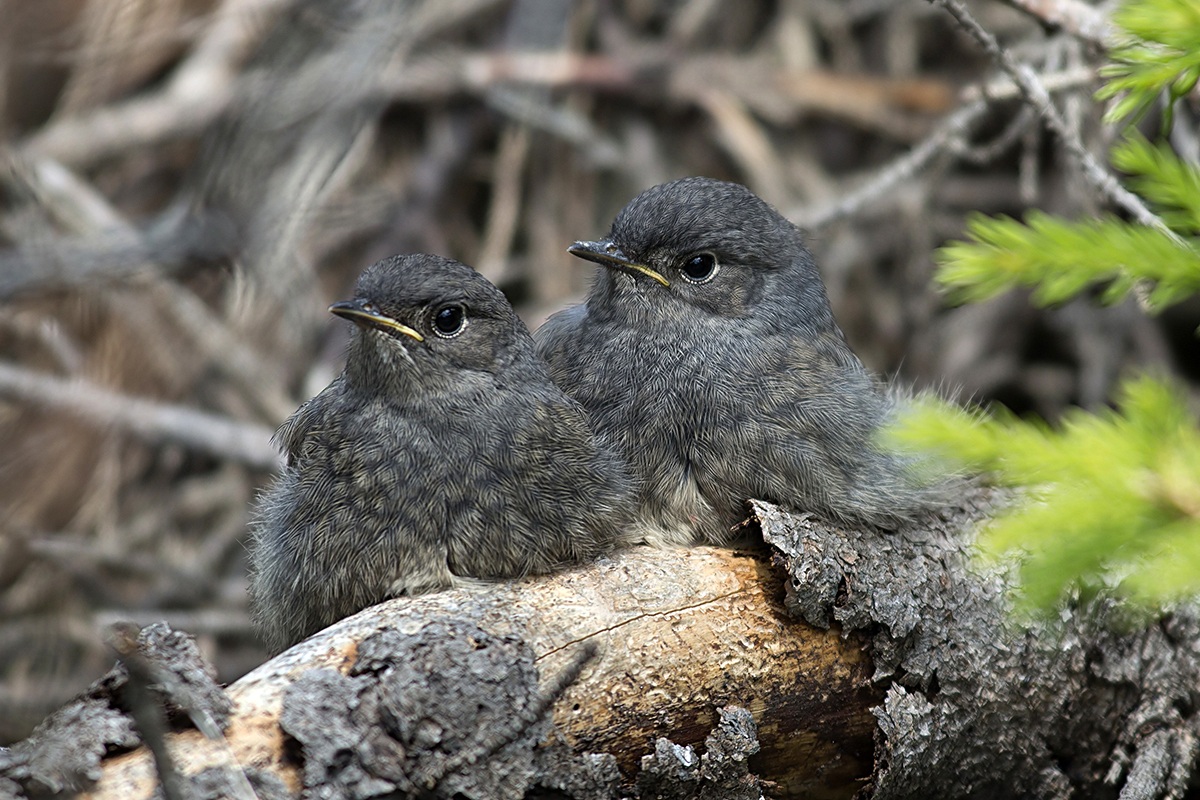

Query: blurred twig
[24,0,293,167]
[929,0,1179,243]
[797,101,989,230]
[0,361,280,471]
[999,0,1112,47]
[2,152,293,422]
[797,62,1096,230]
[107,623,188,800]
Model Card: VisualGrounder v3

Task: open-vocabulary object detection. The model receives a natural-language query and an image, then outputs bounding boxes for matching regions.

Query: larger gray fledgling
[250,254,634,652]
[535,177,945,545]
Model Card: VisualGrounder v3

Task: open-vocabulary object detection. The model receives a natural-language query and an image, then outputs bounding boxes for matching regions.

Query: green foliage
[936,210,1200,310]
[913,0,1200,613]
[938,0,1200,314]
[890,378,1200,611]
[1112,133,1200,234]
[1097,0,1200,125]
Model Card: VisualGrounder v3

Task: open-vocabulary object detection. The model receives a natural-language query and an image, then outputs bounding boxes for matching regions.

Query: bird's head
[331,254,531,391]
[571,177,835,332]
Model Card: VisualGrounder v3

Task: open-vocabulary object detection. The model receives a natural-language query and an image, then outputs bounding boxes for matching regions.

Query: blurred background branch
[1,0,1197,745]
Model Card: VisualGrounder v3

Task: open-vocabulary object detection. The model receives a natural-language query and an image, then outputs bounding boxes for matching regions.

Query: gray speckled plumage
[250,254,634,652]
[535,177,945,545]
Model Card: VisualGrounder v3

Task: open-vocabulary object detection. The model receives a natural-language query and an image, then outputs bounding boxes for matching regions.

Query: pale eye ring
[680,252,719,284]
[432,305,467,338]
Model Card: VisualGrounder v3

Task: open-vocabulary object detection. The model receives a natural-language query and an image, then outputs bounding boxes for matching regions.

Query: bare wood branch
[792,64,1096,229]
[85,546,877,799]
[795,100,988,231]
[999,0,1113,47]
[476,124,532,282]
[928,0,1182,244]
[106,624,189,800]
[699,89,790,208]
[2,151,296,423]
[0,361,280,472]
[23,0,293,167]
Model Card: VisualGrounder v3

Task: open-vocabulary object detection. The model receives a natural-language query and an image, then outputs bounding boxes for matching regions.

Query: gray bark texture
[0,624,234,798]
[757,490,1200,798]
[3,489,1199,799]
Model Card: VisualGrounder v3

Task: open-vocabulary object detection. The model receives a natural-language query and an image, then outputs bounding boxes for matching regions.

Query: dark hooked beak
[567,239,670,287]
[329,299,424,342]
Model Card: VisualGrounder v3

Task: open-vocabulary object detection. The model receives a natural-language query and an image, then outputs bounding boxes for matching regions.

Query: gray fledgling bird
[250,254,634,652]
[535,177,945,545]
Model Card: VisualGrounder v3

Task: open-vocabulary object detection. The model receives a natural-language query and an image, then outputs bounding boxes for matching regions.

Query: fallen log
[12,493,1200,798]
[84,544,878,800]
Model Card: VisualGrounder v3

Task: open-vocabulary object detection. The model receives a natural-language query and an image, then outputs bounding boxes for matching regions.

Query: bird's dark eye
[680,252,718,284]
[432,305,467,337]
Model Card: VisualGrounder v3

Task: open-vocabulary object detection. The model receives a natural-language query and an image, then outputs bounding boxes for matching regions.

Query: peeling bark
[78,546,874,799]
[5,491,1199,799]
[759,491,1200,798]
[0,623,228,798]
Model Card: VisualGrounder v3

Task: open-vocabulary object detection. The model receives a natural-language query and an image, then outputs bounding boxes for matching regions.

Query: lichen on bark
[756,491,1200,798]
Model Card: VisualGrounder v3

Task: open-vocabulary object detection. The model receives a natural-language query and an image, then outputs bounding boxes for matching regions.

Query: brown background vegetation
[2,0,1197,745]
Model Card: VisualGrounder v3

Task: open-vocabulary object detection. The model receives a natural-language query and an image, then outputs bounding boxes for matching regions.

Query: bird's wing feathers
[532,303,588,371]
[273,385,339,467]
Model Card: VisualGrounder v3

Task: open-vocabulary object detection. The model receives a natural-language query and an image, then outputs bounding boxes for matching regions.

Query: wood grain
[86,545,877,800]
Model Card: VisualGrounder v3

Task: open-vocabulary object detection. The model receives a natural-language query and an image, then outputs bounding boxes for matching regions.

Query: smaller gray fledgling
[250,254,634,652]
[535,177,946,546]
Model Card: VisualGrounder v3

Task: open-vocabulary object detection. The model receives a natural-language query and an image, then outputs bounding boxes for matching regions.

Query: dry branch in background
[1,0,1198,765]
[6,496,1194,798]
[85,544,875,800]
[999,0,1112,46]
[929,0,1176,241]
[0,362,279,472]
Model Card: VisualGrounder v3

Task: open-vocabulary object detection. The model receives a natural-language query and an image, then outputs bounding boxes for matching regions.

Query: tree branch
[0,362,280,471]
[85,545,876,799]
[928,0,1182,244]
[998,0,1113,47]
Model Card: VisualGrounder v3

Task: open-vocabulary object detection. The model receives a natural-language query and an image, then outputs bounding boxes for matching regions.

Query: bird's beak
[329,299,425,342]
[567,240,670,287]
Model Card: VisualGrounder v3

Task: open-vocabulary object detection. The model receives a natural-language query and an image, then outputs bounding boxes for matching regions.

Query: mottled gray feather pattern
[251,254,633,651]
[536,177,945,545]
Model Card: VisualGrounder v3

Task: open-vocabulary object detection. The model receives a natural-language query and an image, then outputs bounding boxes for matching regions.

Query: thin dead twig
[28,534,165,578]
[999,0,1112,48]
[0,210,234,300]
[107,624,189,800]
[793,62,1095,229]
[0,361,280,472]
[105,624,258,800]
[476,125,532,283]
[929,0,1181,245]
[3,151,294,423]
[796,101,988,230]
[962,63,1096,102]
[23,0,293,167]
[699,89,790,208]
[951,106,1038,165]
